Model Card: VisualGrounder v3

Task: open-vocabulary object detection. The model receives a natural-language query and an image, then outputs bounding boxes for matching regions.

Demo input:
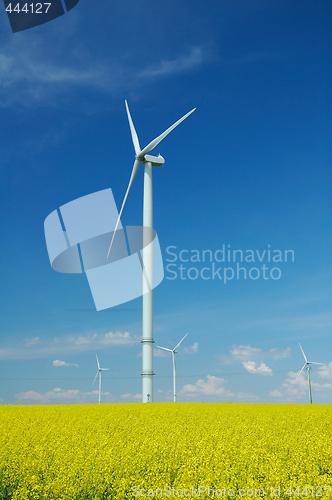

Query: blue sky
[1,0,332,405]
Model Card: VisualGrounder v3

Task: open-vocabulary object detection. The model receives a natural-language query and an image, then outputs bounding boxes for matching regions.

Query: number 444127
[6,3,51,13]
[285,486,331,496]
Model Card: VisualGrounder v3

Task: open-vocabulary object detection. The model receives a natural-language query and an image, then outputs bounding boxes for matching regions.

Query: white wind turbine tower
[93,354,109,404]
[296,343,324,404]
[157,333,188,402]
[107,102,195,403]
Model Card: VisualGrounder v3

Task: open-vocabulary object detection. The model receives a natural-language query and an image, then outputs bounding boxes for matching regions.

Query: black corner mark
[3,0,79,33]
[4,0,64,32]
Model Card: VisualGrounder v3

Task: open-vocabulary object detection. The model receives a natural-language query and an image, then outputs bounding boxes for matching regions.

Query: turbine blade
[299,343,307,363]
[125,100,141,156]
[156,346,172,352]
[106,158,141,258]
[308,362,324,365]
[96,354,100,370]
[92,370,98,386]
[295,363,306,381]
[173,333,188,351]
[139,108,196,159]
[100,368,109,371]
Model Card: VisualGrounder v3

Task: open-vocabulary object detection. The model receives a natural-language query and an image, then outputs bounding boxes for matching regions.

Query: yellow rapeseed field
[0,404,332,500]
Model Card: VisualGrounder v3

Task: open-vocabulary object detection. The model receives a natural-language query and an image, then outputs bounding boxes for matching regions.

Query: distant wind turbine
[296,343,324,404]
[157,333,188,402]
[107,101,195,403]
[92,354,109,404]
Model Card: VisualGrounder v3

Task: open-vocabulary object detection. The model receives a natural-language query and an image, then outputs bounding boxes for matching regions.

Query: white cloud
[183,342,199,354]
[15,387,104,404]
[65,334,97,346]
[318,362,332,379]
[282,371,308,399]
[53,360,79,367]
[283,370,332,399]
[268,347,291,360]
[154,348,170,358]
[0,330,140,360]
[231,345,262,361]
[120,393,142,401]
[242,361,273,376]
[230,345,291,362]
[270,389,283,398]
[0,29,205,109]
[15,388,114,404]
[181,375,233,397]
[24,337,40,347]
[99,331,140,346]
[215,354,233,365]
[0,33,127,108]
[139,47,203,79]
[66,331,139,347]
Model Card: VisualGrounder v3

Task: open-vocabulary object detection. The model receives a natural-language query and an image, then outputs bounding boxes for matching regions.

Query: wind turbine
[107,102,195,403]
[157,333,188,402]
[92,354,109,404]
[296,343,324,404]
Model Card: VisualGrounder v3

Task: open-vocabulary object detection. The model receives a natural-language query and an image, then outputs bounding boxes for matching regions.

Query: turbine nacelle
[142,154,165,166]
